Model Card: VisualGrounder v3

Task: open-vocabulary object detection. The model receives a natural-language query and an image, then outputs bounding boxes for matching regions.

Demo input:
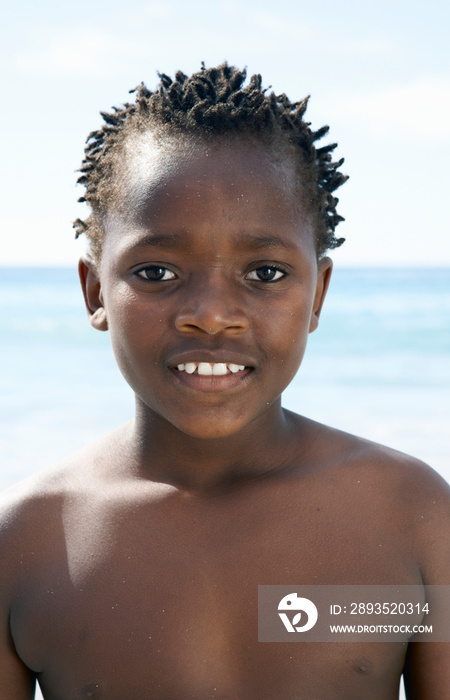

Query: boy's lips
[168,349,255,369]
[176,362,246,375]
[167,353,255,392]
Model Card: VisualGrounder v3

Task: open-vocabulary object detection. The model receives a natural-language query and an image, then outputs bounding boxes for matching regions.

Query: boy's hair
[74,63,348,263]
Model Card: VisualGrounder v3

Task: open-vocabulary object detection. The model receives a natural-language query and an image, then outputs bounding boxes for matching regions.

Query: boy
[1,63,449,699]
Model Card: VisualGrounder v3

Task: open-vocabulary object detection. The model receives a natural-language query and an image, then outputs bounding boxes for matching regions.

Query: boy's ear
[78,258,108,331]
[309,257,333,334]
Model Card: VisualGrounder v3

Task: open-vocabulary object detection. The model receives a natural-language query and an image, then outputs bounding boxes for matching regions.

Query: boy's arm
[0,618,36,699]
[402,465,450,699]
[403,642,450,700]
[0,493,37,699]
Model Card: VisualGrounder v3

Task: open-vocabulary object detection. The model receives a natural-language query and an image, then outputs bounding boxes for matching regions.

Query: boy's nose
[174,276,249,335]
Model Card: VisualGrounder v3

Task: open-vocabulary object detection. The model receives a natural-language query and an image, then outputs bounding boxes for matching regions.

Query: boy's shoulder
[301,416,450,579]
[0,426,128,565]
[307,416,450,512]
[304,414,447,485]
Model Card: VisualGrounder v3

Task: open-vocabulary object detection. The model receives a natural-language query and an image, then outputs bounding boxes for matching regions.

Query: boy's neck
[125,400,306,493]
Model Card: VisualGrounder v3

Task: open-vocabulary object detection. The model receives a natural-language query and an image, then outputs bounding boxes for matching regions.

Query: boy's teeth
[176,362,246,375]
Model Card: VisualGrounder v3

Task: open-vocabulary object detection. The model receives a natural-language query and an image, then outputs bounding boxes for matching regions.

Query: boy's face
[81,136,331,440]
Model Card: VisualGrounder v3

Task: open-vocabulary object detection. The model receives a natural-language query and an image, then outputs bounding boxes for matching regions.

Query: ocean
[1,266,449,700]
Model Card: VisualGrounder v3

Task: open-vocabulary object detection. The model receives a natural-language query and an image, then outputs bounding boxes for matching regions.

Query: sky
[1,0,449,267]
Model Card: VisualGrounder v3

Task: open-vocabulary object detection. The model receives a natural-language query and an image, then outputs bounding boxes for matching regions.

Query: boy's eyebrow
[129,232,300,251]
[236,234,300,251]
[131,234,184,249]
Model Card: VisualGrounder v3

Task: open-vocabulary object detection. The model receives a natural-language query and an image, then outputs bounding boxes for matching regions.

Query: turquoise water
[1,267,449,489]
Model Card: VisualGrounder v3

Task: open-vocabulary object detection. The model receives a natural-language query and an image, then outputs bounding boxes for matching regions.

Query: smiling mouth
[176,362,246,376]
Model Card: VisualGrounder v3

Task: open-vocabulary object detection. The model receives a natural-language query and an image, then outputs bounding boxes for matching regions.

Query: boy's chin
[136,400,273,442]
[159,416,254,442]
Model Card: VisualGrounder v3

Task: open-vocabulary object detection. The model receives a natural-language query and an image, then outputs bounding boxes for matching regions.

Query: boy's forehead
[114,132,299,215]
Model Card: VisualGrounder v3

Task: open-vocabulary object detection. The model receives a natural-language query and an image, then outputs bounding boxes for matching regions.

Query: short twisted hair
[74,63,348,263]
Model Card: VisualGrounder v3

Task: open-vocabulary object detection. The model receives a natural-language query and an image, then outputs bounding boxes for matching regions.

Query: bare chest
[12,489,417,699]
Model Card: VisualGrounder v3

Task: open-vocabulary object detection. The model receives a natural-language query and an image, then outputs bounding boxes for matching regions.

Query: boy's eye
[136,266,176,282]
[246,266,286,283]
